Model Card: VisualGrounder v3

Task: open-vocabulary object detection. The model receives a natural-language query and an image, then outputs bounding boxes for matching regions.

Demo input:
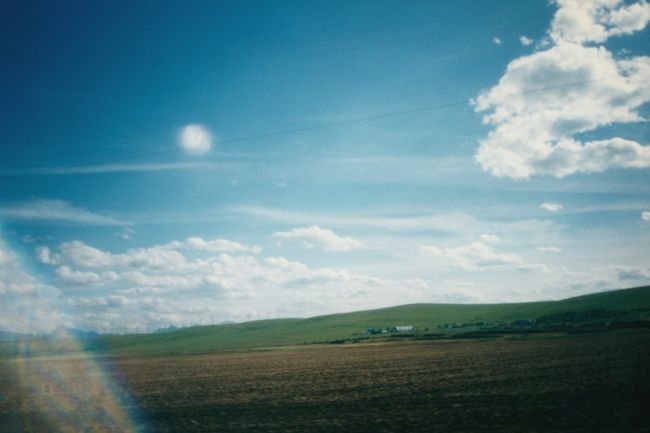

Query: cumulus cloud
[550,0,650,44]
[493,37,502,45]
[419,241,523,270]
[36,246,60,265]
[642,211,650,221]
[1,237,61,333]
[0,199,128,225]
[480,233,501,243]
[164,237,262,254]
[58,241,188,269]
[541,202,563,212]
[48,238,261,271]
[68,295,130,308]
[519,35,534,46]
[273,226,362,251]
[30,236,385,331]
[55,266,118,286]
[474,0,650,179]
[41,238,376,301]
[179,124,212,155]
[537,246,562,253]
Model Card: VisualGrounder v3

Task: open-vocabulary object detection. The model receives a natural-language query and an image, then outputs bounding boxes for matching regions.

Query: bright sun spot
[179,124,212,155]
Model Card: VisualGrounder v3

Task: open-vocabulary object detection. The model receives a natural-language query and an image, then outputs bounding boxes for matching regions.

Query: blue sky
[1,0,649,332]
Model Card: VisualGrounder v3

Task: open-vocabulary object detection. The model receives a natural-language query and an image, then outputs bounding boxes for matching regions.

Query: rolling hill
[2,285,649,357]
[92,285,650,355]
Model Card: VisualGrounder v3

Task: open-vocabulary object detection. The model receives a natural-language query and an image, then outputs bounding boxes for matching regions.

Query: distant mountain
[47,326,100,341]
[0,331,36,342]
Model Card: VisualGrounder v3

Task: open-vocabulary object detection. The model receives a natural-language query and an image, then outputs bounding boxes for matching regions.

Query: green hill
[93,285,650,355]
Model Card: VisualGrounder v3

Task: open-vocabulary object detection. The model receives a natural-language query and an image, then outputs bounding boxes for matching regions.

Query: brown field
[2,331,650,433]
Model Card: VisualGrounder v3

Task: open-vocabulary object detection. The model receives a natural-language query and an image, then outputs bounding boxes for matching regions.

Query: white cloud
[541,202,563,212]
[36,246,60,265]
[164,237,262,254]
[493,36,503,45]
[1,237,62,333]
[56,266,118,285]
[537,246,562,253]
[419,241,523,270]
[550,0,650,44]
[407,278,430,290]
[51,238,261,272]
[480,233,501,243]
[519,35,534,46]
[115,228,136,240]
[59,241,188,269]
[30,236,387,331]
[642,211,650,221]
[474,0,650,179]
[179,124,212,155]
[58,241,121,268]
[0,199,128,225]
[68,295,130,308]
[273,226,362,251]
[44,239,375,292]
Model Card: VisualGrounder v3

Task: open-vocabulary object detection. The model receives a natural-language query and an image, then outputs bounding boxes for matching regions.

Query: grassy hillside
[93,285,650,355]
[2,285,648,357]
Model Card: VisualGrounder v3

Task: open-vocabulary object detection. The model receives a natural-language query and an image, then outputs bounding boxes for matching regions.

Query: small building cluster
[439,321,488,329]
[366,325,415,335]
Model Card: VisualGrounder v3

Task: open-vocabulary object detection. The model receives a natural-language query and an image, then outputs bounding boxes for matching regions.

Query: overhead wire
[0,78,600,180]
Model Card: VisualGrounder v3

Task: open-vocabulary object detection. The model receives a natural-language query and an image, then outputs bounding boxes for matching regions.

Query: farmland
[86,285,650,355]
[1,286,650,432]
[2,331,650,433]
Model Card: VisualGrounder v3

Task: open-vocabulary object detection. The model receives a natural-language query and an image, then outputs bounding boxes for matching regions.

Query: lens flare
[0,233,143,432]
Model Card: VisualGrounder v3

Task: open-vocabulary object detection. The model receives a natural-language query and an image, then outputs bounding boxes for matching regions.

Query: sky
[1,0,649,333]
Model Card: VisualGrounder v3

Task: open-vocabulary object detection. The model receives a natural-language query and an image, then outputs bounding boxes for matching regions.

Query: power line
[0,78,599,180]
[219,78,597,145]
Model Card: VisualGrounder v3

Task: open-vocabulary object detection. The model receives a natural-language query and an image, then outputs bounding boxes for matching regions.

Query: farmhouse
[390,326,415,333]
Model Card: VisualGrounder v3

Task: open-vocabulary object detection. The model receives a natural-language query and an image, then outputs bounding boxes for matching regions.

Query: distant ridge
[95,285,650,355]
[2,285,648,356]
[0,327,99,342]
[0,331,37,342]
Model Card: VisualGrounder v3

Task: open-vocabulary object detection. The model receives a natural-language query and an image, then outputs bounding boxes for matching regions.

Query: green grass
[3,285,649,356]
[94,285,650,355]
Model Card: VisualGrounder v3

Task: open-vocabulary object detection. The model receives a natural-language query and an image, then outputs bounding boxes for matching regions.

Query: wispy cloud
[419,241,524,270]
[537,246,562,253]
[233,206,478,233]
[274,226,362,251]
[2,162,211,176]
[0,199,128,225]
[540,202,562,212]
